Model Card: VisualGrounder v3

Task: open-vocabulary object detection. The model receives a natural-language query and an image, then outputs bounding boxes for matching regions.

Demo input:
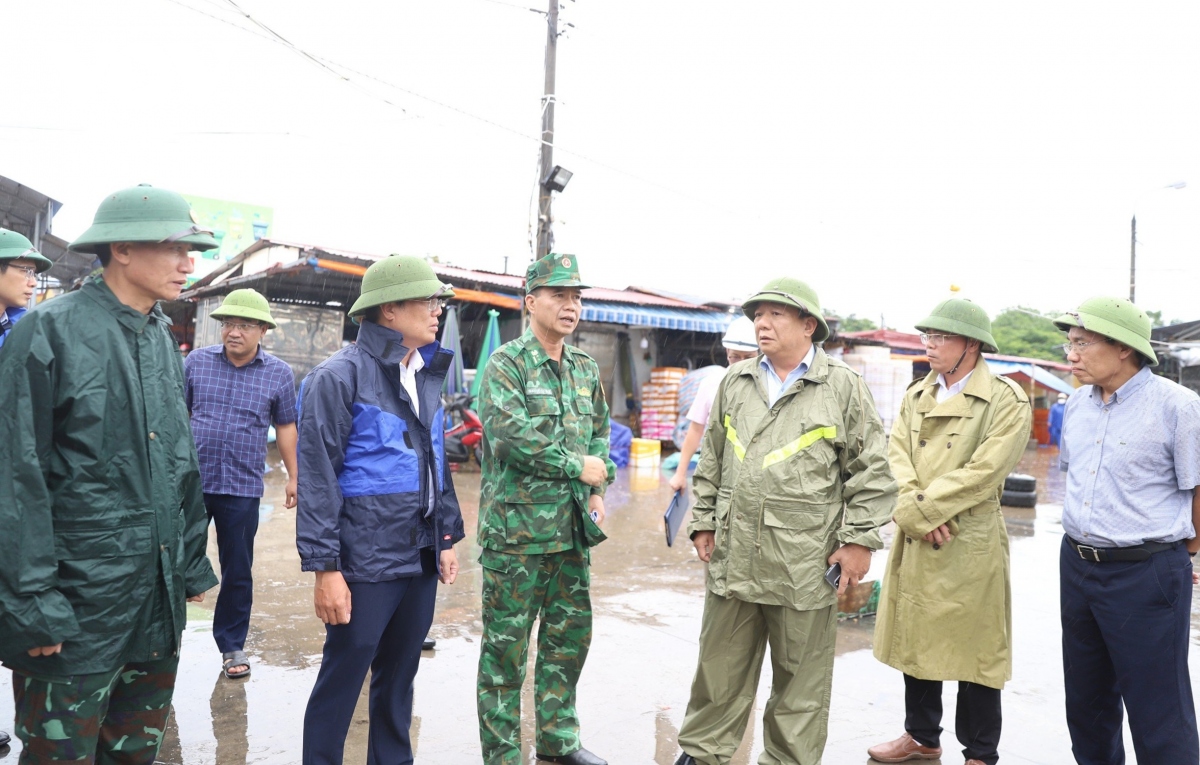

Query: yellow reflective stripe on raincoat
[723,414,746,461]
[761,426,837,469]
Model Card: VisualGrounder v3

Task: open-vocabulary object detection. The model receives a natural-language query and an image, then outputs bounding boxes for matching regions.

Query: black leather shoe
[421,637,436,650]
[536,747,607,765]
[0,729,10,748]
[674,754,700,765]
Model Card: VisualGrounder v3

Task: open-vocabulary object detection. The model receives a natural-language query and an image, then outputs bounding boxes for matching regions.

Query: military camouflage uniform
[476,254,616,765]
[12,657,178,764]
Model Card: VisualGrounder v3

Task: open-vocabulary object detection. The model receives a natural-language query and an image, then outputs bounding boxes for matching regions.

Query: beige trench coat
[873,360,1032,688]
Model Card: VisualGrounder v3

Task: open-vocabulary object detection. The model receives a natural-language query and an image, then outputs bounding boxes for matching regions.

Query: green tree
[990,307,1065,362]
[838,313,878,332]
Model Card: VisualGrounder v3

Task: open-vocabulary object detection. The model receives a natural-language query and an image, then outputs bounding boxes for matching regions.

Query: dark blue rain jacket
[296,319,464,582]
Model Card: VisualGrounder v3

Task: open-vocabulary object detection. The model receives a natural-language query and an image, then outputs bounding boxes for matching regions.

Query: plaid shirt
[184,344,298,497]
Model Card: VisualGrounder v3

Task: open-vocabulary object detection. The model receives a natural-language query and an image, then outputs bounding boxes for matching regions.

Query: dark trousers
[1060,535,1198,764]
[302,548,438,765]
[204,493,261,654]
[905,674,1001,765]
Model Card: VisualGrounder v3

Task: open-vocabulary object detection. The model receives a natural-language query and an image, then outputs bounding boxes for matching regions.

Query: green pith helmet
[69,184,219,255]
[742,276,830,342]
[210,288,277,328]
[349,254,454,318]
[915,298,999,353]
[1053,296,1158,366]
[0,228,53,273]
[526,252,589,292]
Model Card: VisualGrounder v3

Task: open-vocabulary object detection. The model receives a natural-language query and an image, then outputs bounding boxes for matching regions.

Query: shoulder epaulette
[995,374,1031,403]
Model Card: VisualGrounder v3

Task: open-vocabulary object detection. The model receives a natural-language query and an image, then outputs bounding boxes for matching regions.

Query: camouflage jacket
[477,329,616,554]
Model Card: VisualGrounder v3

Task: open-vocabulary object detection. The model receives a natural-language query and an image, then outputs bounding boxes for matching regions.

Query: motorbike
[444,392,483,465]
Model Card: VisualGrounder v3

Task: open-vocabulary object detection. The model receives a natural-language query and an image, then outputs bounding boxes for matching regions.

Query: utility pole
[535,0,559,262]
[1129,214,1137,303]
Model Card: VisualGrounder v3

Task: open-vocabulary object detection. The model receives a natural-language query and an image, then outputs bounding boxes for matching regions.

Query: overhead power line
[158,0,750,216]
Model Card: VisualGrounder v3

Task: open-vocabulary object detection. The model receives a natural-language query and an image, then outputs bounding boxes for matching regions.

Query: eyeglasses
[7,265,38,281]
[219,321,263,333]
[1060,340,1099,355]
[411,297,448,314]
[919,332,960,348]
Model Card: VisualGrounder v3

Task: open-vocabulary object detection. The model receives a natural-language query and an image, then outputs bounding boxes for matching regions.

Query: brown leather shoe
[965,761,986,765]
[867,732,942,762]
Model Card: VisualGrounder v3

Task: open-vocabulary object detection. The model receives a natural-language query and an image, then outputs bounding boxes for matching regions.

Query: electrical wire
[221,0,411,113]
[465,0,544,13]
[158,0,752,217]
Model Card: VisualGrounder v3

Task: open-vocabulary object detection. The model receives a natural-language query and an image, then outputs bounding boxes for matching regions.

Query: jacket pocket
[526,395,562,416]
[757,499,839,592]
[54,524,153,633]
[504,502,566,546]
[762,499,829,532]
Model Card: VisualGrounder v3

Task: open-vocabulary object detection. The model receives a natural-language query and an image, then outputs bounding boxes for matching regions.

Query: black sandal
[222,650,251,679]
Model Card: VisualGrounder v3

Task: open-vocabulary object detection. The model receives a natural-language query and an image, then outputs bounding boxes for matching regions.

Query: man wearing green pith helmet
[0,228,53,350]
[184,288,299,680]
[476,252,615,765]
[0,227,54,755]
[672,276,897,765]
[297,255,464,764]
[1054,296,1200,764]
[0,185,219,764]
[869,298,1031,765]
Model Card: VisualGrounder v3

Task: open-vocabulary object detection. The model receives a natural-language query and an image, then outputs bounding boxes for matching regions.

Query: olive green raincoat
[0,277,218,677]
[688,350,898,610]
[873,361,1032,689]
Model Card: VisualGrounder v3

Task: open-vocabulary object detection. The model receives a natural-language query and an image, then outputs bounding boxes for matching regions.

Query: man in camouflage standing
[476,253,615,765]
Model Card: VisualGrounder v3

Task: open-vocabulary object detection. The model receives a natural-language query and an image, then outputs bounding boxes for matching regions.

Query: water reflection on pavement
[0,446,1193,763]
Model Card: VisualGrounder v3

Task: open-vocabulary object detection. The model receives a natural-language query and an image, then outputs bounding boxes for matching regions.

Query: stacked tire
[1002,473,1037,507]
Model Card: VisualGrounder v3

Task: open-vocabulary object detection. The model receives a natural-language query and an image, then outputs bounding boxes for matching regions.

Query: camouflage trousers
[477,547,592,765]
[11,656,179,765]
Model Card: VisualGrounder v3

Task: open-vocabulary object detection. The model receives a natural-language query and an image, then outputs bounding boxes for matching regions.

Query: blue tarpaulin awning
[985,360,1076,396]
[581,301,734,333]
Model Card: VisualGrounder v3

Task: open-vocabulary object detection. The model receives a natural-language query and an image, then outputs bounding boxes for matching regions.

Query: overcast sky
[4,1,1199,332]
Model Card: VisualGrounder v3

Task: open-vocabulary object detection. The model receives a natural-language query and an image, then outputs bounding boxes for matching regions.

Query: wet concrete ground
[3,446,1198,763]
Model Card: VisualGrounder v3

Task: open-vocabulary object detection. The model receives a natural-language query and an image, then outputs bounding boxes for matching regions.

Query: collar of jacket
[356,318,453,376]
[736,345,830,386]
[915,358,995,416]
[517,327,577,369]
[79,275,171,333]
[356,319,414,365]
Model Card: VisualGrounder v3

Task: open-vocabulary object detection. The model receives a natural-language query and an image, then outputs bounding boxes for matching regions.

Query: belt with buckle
[1067,536,1177,562]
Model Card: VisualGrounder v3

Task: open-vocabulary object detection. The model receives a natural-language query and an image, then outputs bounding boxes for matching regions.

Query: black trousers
[905,673,1001,765]
[1060,536,1198,764]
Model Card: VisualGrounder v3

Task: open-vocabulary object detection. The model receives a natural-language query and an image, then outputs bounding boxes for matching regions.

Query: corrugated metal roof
[842,329,927,351]
[581,301,735,333]
[986,360,1076,395]
[0,176,63,240]
[184,238,733,317]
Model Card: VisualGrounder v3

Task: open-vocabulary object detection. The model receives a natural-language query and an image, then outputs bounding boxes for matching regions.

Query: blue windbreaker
[296,319,465,582]
[0,306,28,349]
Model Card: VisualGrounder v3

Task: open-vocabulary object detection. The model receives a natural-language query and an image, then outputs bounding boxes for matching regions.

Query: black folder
[664,489,688,547]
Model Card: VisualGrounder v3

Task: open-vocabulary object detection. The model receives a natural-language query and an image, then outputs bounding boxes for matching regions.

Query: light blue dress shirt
[1060,366,1200,547]
[759,344,816,407]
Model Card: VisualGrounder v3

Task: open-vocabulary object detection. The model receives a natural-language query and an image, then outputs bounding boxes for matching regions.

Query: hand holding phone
[824,562,842,590]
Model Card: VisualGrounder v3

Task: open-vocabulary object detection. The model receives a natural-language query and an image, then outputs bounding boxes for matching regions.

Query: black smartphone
[824,563,841,589]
